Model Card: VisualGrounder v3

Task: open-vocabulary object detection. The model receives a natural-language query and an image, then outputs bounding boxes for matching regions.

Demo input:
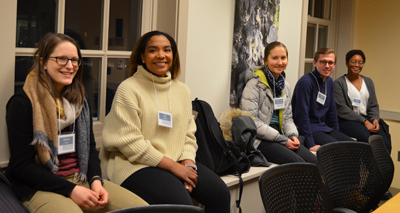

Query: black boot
[381,191,393,200]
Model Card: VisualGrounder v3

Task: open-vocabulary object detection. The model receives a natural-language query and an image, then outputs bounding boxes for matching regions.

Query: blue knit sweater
[291,69,339,148]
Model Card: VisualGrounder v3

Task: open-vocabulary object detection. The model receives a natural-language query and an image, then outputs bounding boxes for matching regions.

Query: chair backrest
[258,163,334,213]
[107,204,205,213]
[0,171,29,213]
[368,135,394,193]
[317,141,383,213]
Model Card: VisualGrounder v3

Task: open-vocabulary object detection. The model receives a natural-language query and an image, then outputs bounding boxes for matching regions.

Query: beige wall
[354,0,400,188]
[183,0,303,117]
[183,0,234,116]
[0,0,17,167]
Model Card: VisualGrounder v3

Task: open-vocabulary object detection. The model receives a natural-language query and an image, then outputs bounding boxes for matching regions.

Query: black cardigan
[5,90,101,199]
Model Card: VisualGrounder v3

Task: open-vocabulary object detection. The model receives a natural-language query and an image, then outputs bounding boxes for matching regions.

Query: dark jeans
[339,117,391,153]
[257,139,318,165]
[121,162,230,213]
[312,129,354,145]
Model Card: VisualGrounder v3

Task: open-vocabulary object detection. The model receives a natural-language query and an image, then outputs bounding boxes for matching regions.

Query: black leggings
[339,117,391,153]
[257,140,318,165]
[121,162,230,213]
[312,129,354,145]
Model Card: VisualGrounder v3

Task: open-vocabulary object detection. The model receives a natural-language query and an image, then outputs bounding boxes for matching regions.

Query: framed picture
[230,0,280,107]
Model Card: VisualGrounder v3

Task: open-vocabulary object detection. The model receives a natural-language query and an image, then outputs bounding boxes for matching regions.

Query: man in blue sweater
[292,48,353,152]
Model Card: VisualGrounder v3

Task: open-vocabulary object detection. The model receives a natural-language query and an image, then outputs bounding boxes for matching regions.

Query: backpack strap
[236,175,244,213]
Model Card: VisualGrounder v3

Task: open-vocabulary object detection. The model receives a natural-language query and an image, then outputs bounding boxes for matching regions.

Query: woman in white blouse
[333,49,391,152]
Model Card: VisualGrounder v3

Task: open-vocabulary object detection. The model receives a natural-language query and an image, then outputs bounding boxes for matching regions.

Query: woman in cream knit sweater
[100,31,230,213]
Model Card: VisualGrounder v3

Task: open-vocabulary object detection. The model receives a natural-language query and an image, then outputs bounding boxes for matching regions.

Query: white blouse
[345,76,369,116]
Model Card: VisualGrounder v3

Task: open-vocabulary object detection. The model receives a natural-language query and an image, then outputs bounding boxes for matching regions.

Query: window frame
[13,0,156,146]
[299,0,338,77]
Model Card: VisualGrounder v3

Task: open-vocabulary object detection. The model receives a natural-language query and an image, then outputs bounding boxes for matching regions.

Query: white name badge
[274,98,284,110]
[316,92,326,105]
[352,98,362,107]
[58,133,75,155]
[158,111,173,128]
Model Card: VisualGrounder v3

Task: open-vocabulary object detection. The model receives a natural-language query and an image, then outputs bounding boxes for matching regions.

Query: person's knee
[201,185,231,213]
[24,192,82,213]
[219,184,231,203]
[287,154,306,163]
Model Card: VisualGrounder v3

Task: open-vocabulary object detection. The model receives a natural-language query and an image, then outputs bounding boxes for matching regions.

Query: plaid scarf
[263,67,286,97]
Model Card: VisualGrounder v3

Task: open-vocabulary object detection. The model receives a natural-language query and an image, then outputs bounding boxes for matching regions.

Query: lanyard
[310,72,327,95]
[152,74,172,113]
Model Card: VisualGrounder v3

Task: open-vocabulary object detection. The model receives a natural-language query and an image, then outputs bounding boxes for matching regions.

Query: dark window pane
[305,23,316,58]
[15,56,34,93]
[106,58,129,115]
[82,57,101,120]
[314,0,324,19]
[16,0,57,47]
[109,0,142,51]
[65,0,103,50]
[318,25,328,50]
[312,0,331,20]
[304,63,314,74]
[308,0,313,16]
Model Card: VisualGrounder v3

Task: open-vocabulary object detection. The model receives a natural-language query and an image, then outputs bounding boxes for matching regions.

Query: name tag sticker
[317,92,326,105]
[274,98,284,109]
[58,133,75,155]
[352,98,362,107]
[158,111,173,128]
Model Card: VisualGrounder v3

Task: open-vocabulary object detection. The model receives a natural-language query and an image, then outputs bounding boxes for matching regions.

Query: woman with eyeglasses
[5,33,147,213]
[333,49,391,153]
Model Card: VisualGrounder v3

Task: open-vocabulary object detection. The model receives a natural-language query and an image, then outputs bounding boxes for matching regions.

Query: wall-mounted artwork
[230,0,280,107]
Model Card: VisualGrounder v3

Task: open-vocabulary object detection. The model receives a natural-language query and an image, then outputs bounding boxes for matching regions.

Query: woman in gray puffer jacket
[240,42,317,164]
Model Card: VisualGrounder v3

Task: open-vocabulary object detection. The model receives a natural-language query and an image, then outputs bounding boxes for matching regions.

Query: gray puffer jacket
[239,66,298,148]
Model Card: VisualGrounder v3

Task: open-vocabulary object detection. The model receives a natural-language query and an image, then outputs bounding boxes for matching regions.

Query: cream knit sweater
[100,66,197,185]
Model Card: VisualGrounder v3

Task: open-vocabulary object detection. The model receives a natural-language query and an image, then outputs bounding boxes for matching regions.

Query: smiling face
[264,46,288,79]
[44,41,79,94]
[140,35,173,77]
[346,54,364,75]
[313,53,336,81]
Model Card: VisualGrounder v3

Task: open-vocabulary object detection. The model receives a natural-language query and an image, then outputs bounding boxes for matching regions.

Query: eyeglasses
[48,57,81,67]
[318,60,335,66]
[349,60,364,67]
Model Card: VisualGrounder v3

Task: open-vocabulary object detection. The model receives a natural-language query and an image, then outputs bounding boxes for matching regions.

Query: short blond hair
[313,48,336,62]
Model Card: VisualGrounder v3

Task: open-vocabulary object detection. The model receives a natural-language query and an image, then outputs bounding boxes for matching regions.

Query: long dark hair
[129,31,181,79]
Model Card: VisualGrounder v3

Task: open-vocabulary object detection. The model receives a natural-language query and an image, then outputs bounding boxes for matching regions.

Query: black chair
[368,135,394,198]
[0,170,29,213]
[107,204,205,213]
[258,163,355,213]
[317,141,383,213]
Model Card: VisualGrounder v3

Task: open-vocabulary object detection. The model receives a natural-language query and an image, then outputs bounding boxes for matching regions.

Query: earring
[142,61,145,63]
